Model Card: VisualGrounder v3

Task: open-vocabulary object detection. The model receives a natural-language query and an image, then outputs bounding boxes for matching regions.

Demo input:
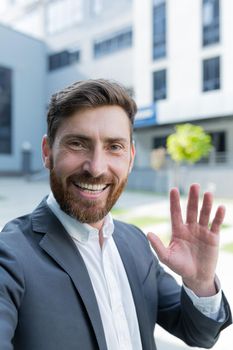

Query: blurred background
[0,0,233,349]
[1,0,233,197]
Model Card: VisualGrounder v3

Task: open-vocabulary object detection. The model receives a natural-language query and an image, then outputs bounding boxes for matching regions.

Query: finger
[210,206,226,234]
[199,192,213,227]
[186,184,200,224]
[147,232,168,264]
[170,188,183,231]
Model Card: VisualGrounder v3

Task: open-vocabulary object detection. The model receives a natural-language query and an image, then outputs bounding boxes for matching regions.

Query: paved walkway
[0,176,232,349]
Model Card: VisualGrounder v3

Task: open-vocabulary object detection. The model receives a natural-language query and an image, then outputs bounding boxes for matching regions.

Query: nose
[82,147,108,178]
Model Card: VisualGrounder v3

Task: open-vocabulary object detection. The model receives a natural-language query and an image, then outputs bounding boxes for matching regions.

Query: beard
[49,165,128,224]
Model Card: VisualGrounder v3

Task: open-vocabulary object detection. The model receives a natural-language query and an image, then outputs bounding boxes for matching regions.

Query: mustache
[68,171,114,185]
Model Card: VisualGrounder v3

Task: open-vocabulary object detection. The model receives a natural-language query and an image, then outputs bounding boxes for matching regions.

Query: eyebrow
[61,134,129,144]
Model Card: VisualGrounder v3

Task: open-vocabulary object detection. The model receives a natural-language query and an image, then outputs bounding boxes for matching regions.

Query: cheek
[53,152,83,177]
[110,157,131,179]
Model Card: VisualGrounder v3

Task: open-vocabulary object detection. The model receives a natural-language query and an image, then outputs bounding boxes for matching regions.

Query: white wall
[47,48,133,99]
[134,0,233,123]
[46,1,134,98]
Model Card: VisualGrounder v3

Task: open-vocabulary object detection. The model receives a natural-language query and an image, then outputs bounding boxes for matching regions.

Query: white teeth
[75,182,107,191]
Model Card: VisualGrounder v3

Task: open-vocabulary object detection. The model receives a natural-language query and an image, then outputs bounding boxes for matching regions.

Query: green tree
[166,123,212,190]
[167,123,212,164]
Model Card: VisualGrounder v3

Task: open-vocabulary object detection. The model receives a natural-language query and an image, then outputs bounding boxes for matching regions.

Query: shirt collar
[47,192,114,244]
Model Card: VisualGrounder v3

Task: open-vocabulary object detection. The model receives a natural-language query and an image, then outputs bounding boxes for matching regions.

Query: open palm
[147,184,225,296]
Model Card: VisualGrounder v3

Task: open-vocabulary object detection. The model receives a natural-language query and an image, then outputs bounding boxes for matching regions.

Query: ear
[129,141,136,173]
[42,135,51,169]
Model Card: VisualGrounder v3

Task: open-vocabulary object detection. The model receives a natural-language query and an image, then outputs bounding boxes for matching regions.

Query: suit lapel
[32,200,108,350]
[113,221,153,350]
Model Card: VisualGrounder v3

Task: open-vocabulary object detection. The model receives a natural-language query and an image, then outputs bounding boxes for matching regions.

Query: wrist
[182,277,217,297]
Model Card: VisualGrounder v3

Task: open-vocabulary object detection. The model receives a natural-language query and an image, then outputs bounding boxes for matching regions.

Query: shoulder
[114,219,148,241]
[0,213,34,259]
[0,197,50,248]
[113,219,155,259]
[1,211,33,233]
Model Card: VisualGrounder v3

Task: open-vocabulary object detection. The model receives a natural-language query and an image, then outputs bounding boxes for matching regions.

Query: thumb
[147,232,168,263]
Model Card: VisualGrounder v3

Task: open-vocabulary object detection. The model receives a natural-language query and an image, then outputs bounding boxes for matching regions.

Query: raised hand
[147,184,225,297]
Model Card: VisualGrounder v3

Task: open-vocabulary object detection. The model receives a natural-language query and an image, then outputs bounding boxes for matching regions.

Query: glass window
[153,135,168,149]
[210,131,226,153]
[203,56,220,91]
[153,0,166,60]
[153,69,167,101]
[0,66,12,154]
[199,130,226,164]
[202,0,220,46]
[94,28,132,58]
[48,48,81,71]
[69,49,81,64]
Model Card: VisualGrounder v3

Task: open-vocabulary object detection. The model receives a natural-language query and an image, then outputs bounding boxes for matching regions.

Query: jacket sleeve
[124,221,232,348]
[155,259,232,348]
[0,240,25,350]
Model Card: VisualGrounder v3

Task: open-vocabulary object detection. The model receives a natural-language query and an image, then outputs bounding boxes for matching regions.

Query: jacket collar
[32,198,108,350]
[32,198,152,350]
[46,192,114,244]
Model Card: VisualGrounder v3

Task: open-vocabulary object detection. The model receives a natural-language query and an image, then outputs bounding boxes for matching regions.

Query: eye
[68,140,85,150]
[109,144,123,152]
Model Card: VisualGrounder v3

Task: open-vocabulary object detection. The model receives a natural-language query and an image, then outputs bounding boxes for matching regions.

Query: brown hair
[47,79,137,145]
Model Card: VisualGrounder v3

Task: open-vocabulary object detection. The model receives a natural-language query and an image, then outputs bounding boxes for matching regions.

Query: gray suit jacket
[0,199,232,350]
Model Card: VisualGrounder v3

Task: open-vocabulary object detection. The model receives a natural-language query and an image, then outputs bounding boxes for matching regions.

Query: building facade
[0,23,46,174]
[0,0,134,173]
[1,0,233,196]
[132,0,233,197]
[45,0,134,98]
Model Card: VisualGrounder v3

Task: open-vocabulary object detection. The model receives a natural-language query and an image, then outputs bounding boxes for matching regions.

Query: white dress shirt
[47,193,223,349]
[47,193,142,350]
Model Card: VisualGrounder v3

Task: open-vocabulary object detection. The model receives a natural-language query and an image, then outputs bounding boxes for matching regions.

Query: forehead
[56,105,131,140]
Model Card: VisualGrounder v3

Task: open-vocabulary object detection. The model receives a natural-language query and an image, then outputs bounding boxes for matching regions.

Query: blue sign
[134,104,157,128]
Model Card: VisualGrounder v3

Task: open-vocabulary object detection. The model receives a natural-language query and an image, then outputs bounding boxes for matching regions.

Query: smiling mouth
[73,182,110,193]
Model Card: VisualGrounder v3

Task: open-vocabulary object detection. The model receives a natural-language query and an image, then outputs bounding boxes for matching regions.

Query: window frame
[93,28,133,59]
[202,56,220,92]
[202,0,220,46]
[152,0,166,60]
[153,69,167,101]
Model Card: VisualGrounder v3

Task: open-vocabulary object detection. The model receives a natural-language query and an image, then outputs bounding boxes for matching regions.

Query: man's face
[42,105,135,228]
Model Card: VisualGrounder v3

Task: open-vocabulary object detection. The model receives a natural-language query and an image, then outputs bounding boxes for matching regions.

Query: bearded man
[0,79,232,350]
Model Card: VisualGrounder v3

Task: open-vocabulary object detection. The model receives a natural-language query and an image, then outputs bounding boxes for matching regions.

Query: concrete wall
[128,165,233,198]
[178,165,233,198]
[127,167,169,193]
[0,24,46,173]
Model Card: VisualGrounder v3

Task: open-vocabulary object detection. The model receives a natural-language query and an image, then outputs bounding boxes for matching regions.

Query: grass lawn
[112,206,233,253]
[222,242,233,254]
[125,216,169,228]
[111,207,128,216]
[221,223,232,229]
[111,207,169,230]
